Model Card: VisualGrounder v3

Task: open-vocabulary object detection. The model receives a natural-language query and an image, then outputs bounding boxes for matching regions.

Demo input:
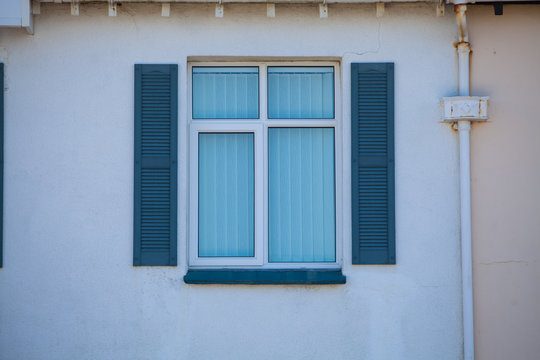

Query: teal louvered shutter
[134,64,178,266]
[351,63,395,265]
[0,63,3,268]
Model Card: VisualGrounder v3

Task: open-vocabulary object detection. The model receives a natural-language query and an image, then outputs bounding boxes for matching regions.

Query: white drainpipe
[458,117,473,360]
[443,4,489,359]
[456,4,474,360]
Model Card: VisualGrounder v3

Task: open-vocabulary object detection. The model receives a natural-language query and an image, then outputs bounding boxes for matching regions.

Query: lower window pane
[268,128,336,262]
[199,133,255,257]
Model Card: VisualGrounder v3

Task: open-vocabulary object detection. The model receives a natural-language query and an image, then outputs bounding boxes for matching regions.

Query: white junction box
[441,96,489,122]
[0,0,33,33]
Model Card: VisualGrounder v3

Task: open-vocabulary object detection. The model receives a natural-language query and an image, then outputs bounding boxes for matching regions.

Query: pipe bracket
[440,96,489,122]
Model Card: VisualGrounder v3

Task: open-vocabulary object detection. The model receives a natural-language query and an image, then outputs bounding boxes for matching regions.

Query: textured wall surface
[469,5,540,360]
[0,3,462,359]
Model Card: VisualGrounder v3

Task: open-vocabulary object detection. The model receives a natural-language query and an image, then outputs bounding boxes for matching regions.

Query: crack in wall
[342,17,381,57]
[479,260,530,265]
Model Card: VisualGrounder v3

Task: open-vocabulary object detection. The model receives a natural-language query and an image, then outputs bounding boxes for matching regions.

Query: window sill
[184,269,346,285]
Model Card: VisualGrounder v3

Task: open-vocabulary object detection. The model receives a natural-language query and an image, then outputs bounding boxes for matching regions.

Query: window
[188,63,341,269]
[133,62,394,279]
[133,63,396,276]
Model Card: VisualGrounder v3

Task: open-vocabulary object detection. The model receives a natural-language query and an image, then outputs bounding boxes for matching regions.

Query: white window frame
[188,61,343,269]
[189,124,264,266]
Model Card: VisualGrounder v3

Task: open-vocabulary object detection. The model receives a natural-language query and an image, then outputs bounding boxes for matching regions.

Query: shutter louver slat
[134,64,178,266]
[351,63,395,265]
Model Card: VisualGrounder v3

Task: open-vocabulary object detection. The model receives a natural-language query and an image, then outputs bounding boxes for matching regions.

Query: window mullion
[260,64,268,121]
[261,64,269,265]
[254,124,265,266]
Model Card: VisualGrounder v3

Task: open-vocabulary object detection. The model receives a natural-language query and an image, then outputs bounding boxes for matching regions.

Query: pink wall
[469,5,540,360]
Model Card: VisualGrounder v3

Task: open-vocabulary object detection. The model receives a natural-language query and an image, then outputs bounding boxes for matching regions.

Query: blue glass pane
[268,128,335,262]
[268,67,334,119]
[193,67,259,119]
[199,133,255,257]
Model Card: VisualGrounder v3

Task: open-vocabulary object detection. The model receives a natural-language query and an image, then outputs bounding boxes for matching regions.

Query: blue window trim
[184,269,346,285]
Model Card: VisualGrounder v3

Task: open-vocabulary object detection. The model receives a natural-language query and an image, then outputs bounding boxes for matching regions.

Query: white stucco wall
[0,3,462,359]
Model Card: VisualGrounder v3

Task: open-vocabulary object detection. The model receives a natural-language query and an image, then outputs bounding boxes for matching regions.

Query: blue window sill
[184,269,346,285]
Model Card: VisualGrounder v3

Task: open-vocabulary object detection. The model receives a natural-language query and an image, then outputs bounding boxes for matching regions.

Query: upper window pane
[268,67,334,119]
[193,67,259,119]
